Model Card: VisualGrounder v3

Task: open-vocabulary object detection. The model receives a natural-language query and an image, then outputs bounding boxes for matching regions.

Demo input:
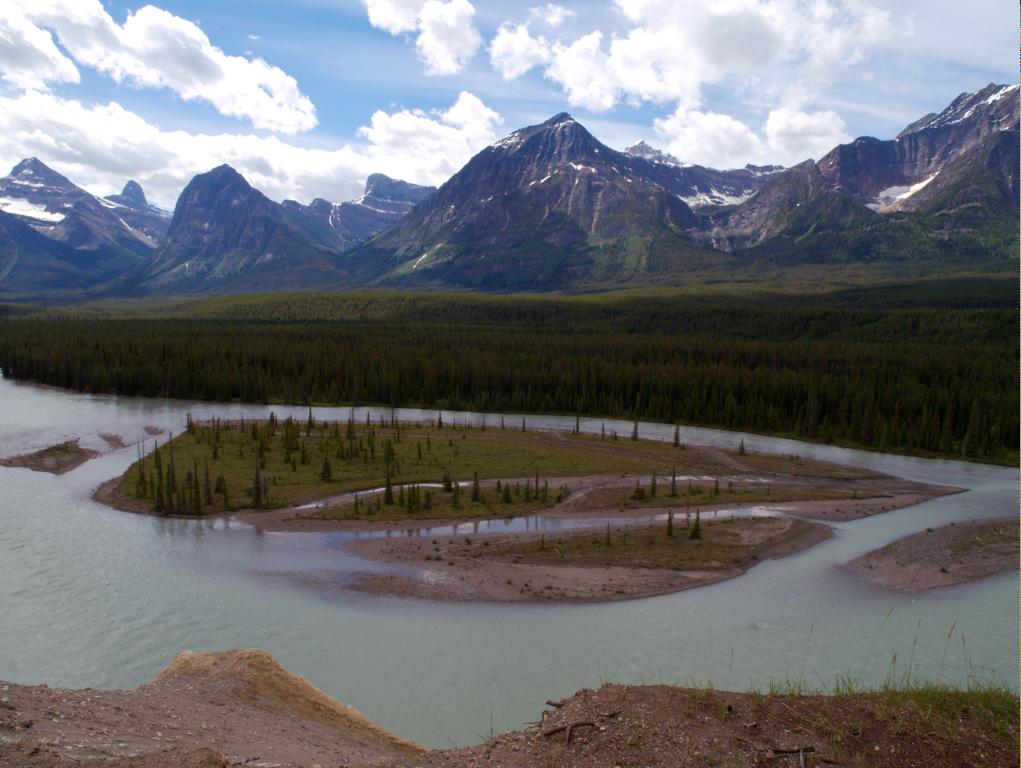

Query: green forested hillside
[0,280,1015,464]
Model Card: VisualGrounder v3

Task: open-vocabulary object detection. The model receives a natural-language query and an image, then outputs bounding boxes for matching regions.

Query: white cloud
[1,0,317,134]
[763,106,849,163]
[800,0,890,78]
[489,23,550,80]
[363,0,424,35]
[498,0,890,167]
[546,32,615,112]
[653,104,850,167]
[415,0,482,76]
[653,109,765,169]
[362,0,480,76]
[531,0,892,114]
[358,91,501,174]
[0,90,501,208]
[0,10,79,90]
[529,3,575,27]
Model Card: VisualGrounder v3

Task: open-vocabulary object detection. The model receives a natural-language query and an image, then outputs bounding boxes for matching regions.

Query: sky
[0,0,1014,209]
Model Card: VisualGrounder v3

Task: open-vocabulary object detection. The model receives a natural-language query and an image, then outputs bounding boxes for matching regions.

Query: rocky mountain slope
[282,173,434,249]
[350,83,1016,289]
[818,83,1019,210]
[0,158,431,296]
[103,180,172,243]
[697,160,875,251]
[0,208,110,297]
[130,167,434,294]
[0,160,168,297]
[0,82,1015,298]
[623,140,784,209]
[131,165,350,292]
[0,159,166,255]
[695,83,1019,262]
[346,113,757,289]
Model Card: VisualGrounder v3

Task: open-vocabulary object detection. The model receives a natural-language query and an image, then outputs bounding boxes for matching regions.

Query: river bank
[846,517,1020,592]
[1,649,1016,768]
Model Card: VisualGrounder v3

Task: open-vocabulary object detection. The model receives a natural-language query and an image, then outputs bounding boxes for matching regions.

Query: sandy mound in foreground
[1,648,420,767]
[154,648,422,754]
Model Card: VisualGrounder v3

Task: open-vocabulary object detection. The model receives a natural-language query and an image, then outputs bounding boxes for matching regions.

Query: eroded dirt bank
[846,517,1019,592]
[2,651,1016,768]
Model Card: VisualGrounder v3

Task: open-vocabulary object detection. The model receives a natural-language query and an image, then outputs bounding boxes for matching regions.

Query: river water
[0,376,1016,748]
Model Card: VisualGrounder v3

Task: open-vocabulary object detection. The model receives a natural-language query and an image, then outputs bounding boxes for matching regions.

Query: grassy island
[117,413,754,518]
[108,412,952,533]
[100,415,958,602]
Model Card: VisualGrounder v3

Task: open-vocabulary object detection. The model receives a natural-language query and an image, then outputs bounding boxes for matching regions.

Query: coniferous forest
[0,279,1016,465]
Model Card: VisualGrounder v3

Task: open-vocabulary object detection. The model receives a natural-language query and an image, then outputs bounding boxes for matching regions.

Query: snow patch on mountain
[982,84,1019,105]
[624,141,689,167]
[0,196,65,222]
[868,173,939,210]
[493,131,526,150]
[678,189,756,209]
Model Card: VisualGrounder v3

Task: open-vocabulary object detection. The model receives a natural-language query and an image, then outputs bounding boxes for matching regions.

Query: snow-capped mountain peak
[0,158,169,246]
[624,141,688,168]
[8,158,76,191]
[898,83,1019,137]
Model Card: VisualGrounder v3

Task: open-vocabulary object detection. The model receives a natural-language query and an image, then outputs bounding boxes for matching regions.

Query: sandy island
[231,472,952,534]
[1,649,1016,768]
[1,440,100,475]
[239,467,955,604]
[99,432,127,449]
[96,464,955,605]
[89,423,959,603]
[347,515,834,603]
[846,517,1019,592]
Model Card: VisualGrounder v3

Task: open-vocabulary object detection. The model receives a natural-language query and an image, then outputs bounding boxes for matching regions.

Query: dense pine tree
[0,285,1014,464]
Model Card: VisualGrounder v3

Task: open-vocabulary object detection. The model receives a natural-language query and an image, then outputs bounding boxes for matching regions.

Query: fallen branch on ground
[542,720,598,744]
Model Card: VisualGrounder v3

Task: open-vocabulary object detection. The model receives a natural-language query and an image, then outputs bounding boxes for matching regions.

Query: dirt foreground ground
[0,650,421,768]
[846,517,1019,592]
[1,650,1016,768]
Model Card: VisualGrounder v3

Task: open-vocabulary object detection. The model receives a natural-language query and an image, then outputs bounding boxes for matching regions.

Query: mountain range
[0,82,1016,299]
